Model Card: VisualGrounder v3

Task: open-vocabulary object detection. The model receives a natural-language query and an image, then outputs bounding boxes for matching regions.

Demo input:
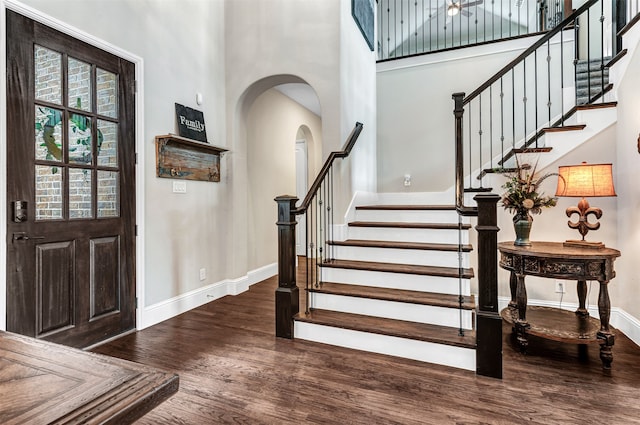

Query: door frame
[0,0,146,332]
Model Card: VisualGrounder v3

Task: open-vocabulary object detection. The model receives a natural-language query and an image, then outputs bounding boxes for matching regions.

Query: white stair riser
[331,245,470,268]
[294,322,476,371]
[310,292,473,329]
[354,209,465,224]
[320,267,471,296]
[347,227,469,244]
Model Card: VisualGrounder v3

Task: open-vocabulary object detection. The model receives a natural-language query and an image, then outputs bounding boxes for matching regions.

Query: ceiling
[274,83,321,116]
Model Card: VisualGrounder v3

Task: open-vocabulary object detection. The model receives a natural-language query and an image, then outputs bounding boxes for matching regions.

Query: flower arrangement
[496,157,559,219]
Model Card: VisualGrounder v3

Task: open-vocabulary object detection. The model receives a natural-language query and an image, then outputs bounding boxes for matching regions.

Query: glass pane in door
[35,165,63,220]
[68,113,93,164]
[97,120,118,166]
[35,106,63,162]
[34,45,62,104]
[97,171,119,218]
[96,68,118,118]
[68,57,92,111]
[69,168,93,219]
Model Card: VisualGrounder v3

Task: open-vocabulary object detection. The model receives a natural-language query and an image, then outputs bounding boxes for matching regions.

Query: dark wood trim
[328,239,473,252]
[453,92,466,213]
[541,124,587,133]
[310,282,476,309]
[295,309,476,349]
[617,9,639,38]
[355,204,455,210]
[474,193,502,379]
[606,49,627,68]
[348,221,471,230]
[576,101,618,110]
[319,259,474,279]
[376,31,547,64]
[275,196,299,339]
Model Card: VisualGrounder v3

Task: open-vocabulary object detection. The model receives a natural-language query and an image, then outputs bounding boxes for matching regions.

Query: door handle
[13,232,45,242]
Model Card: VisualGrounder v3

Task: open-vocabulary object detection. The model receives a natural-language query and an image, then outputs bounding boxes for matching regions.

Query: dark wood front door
[6,11,136,348]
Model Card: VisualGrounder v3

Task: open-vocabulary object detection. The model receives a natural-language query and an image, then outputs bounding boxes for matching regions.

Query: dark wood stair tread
[311,282,475,310]
[576,101,617,110]
[319,259,474,279]
[356,205,456,211]
[605,49,626,68]
[294,309,476,349]
[541,124,587,133]
[328,239,472,252]
[348,221,471,230]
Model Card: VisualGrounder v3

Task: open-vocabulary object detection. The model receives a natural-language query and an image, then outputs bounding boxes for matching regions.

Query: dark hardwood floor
[94,276,640,424]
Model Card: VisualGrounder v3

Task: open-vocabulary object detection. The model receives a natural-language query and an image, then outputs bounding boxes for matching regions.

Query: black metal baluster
[489,86,494,173]
[523,60,527,145]
[305,211,310,314]
[468,102,473,188]
[561,24,565,125]
[547,40,552,127]
[600,0,605,103]
[512,68,516,149]
[500,78,505,164]
[329,165,334,261]
[587,8,591,103]
[478,93,483,187]
[534,50,539,148]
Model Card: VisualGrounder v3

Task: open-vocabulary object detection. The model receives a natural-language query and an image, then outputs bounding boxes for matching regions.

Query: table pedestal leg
[575,280,589,317]
[514,272,529,352]
[597,280,614,369]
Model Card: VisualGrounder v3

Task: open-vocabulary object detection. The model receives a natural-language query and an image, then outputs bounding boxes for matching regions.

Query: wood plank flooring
[93,276,640,424]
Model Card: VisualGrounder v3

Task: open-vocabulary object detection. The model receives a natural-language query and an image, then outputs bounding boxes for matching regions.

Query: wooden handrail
[293,122,363,214]
[463,0,599,105]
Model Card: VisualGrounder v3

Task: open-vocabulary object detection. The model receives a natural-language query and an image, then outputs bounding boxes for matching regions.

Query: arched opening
[232,75,322,271]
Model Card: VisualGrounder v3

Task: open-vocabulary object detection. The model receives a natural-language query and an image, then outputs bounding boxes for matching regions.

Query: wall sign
[175,103,208,143]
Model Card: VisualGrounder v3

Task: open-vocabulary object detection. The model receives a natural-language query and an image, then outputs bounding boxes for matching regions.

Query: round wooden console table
[498,241,621,369]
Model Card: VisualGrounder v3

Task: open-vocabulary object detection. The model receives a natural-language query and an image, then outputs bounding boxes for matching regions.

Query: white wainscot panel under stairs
[329,244,470,268]
[309,292,474,329]
[320,267,471,296]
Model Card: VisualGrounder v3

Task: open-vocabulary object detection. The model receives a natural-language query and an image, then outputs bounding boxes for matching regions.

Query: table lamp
[555,162,616,249]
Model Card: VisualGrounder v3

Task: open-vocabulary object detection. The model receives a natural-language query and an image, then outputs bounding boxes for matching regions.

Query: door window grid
[34,45,120,221]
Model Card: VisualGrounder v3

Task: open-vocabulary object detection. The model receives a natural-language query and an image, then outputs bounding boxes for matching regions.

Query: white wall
[376,37,538,193]
[246,88,322,270]
[613,38,640,320]
[224,0,377,276]
[3,0,229,309]
[1,0,377,329]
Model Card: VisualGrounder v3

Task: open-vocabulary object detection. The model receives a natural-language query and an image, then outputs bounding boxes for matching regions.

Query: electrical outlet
[555,281,566,293]
[199,268,206,281]
[173,181,187,193]
[403,174,411,187]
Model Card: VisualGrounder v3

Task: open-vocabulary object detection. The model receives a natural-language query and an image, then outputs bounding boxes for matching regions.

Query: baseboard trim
[498,296,640,348]
[139,263,277,330]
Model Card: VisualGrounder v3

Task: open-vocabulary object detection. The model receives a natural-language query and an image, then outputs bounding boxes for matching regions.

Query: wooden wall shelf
[155,134,228,182]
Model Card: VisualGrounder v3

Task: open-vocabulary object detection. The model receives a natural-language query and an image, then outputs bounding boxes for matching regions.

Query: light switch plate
[173,181,187,193]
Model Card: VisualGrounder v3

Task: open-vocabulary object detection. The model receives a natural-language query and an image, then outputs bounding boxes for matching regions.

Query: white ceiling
[275,83,321,116]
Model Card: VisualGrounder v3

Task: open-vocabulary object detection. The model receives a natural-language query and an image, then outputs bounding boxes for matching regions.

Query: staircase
[293,205,478,371]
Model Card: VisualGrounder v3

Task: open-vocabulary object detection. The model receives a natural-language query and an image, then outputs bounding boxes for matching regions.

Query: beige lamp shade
[555,162,617,198]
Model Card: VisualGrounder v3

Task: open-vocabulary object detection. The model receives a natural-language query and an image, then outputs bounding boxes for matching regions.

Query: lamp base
[563,239,605,249]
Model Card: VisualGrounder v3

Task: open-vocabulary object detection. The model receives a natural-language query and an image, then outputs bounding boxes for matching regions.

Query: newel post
[453,92,465,210]
[274,195,299,339]
[474,193,502,379]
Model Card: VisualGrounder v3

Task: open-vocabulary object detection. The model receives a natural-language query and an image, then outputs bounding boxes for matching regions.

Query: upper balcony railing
[377,0,570,60]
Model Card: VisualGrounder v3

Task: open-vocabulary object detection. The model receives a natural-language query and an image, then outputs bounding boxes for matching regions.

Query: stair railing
[452,0,633,379]
[275,122,364,339]
[455,0,614,200]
